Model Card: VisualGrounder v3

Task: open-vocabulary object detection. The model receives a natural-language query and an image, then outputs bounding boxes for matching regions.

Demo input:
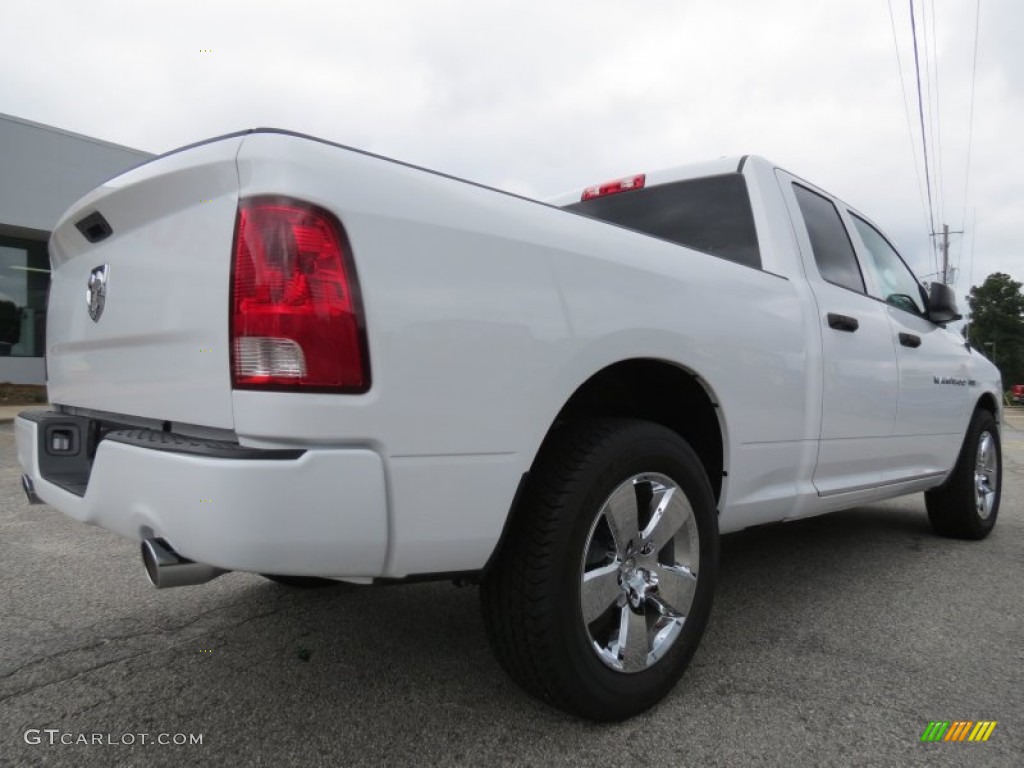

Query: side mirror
[926,282,962,324]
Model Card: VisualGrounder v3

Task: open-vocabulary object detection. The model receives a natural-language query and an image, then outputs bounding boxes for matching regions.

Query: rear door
[777,172,898,495]
[844,212,973,480]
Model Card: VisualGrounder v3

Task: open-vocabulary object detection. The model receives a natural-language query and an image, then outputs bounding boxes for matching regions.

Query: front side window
[849,215,925,315]
[792,184,865,293]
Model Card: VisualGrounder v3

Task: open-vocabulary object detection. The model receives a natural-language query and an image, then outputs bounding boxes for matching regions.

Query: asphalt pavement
[1,411,1021,767]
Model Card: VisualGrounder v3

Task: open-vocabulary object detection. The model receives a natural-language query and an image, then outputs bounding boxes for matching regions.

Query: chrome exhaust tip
[141,537,226,589]
[21,474,43,505]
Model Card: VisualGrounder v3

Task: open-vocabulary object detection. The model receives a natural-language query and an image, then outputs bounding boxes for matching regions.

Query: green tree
[965,272,1024,389]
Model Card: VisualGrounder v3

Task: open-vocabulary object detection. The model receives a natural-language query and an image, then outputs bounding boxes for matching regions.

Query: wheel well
[977,393,998,417]
[542,359,724,501]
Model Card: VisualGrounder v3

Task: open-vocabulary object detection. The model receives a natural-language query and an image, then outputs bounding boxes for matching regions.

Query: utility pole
[941,224,950,284]
[932,224,964,285]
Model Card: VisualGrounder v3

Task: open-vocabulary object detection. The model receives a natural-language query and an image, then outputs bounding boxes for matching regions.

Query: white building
[0,112,152,385]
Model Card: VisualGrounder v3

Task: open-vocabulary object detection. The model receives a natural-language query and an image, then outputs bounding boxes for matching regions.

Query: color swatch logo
[920,721,997,742]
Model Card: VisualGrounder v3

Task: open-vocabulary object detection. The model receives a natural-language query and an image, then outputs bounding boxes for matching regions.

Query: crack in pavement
[0,605,290,703]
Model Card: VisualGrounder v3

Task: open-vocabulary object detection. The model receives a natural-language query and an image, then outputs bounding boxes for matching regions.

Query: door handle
[826,313,859,332]
[899,332,922,348]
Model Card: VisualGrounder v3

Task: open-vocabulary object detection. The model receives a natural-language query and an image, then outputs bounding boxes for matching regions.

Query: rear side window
[564,174,761,269]
[792,184,865,293]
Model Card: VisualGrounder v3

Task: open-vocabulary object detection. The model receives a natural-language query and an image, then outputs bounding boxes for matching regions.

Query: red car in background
[1012,384,1024,405]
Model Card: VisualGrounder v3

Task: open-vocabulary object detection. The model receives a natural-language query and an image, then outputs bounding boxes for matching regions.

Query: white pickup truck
[16,129,1003,720]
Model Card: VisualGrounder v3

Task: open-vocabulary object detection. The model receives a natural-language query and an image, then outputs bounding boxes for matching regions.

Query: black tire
[925,409,1001,540]
[480,419,719,721]
[260,574,339,588]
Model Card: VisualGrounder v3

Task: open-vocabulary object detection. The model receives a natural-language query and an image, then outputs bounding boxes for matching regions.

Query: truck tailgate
[45,136,244,429]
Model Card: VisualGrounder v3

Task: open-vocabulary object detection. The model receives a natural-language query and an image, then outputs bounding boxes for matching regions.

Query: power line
[887,0,931,239]
[928,0,945,226]
[960,1,981,236]
[909,1,937,245]
[921,1,943,277]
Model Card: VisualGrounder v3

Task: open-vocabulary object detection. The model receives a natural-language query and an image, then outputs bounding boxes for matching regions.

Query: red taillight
[581,174,646,201]
[230,197,369,392]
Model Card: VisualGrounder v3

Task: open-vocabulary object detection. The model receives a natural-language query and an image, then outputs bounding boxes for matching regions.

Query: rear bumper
[15,413,388,576]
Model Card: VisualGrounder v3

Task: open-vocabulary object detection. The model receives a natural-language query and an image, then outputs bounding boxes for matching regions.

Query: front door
[844,212,974,481]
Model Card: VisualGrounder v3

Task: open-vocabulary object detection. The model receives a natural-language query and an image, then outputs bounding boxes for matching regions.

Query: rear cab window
[563,173,762,270]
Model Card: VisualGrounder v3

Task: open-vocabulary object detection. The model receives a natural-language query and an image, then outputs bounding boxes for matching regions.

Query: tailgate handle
[75,211,113,243]
[826,313,859,332]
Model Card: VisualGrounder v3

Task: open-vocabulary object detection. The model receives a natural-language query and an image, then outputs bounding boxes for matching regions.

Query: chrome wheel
[482,419,719,719]
[926,410,1000,541]
[580,472,699,673]
[974,430,998,520]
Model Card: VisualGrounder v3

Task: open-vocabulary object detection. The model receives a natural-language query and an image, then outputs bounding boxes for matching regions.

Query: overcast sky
[2,0,1020,306]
